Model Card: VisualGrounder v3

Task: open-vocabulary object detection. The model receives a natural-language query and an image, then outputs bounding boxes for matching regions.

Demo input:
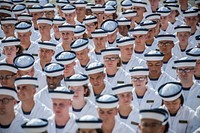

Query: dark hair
[180,94,184,105]
[164,122,169,133]
[83,84,90,97]
[76,129,103,133]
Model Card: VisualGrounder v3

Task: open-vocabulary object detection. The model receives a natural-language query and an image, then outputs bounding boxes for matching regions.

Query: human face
[117,92,132,106]
[98,108,117,123]
[44,10,55,19]
[158,41,174,55]
[46,75,63,90]
[0,71,16,88]
[39,48,55,62]
[53,24,62,33]
[93,37,107,51]
[85,22,97,34]
[195,60,200,74]
[160,16,168,26]
[17,31,31,43]
[76,7,86,18]
[16,84,36,101]
[95,0,105,5]
[177,32,190,43]
[103,55,119,69]
[0,95,16,116]
[176,67,195,82]
[131,76,147,89]
[75,48,89,63]
[168,10,177,22]
[3,46,19,59]
[133,6,146,17]
[30,12,44,22]
[63,12,76,24]
[107,30,118,43]
[118,25,129,37]
[133,34,147,46]
[93,11,104,22]
[147,61,163,77]
[149,0,160,12]
[52,99,71,117]
[139,119,164,133]
[79,129,99,133]
[1,24,15,36]
[38,23,52,35]
[104,13,113,21]
[119,44,133,61]
[18,67,35,77]
[164,98,181,115]
[184,16,198,28]
[64,62,76,76]
[147,28,156,40]
[60,31,74,43]
[69,86,85,101]
[89,72,105,88]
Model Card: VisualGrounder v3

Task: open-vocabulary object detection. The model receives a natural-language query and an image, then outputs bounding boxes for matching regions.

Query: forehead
[99,108,115,112]
[17,84,35,88]
[0,94,13,99]
[0,70,14,75]
[89,72,103,78]
[159,40,173,43]
[52,98,69,103]
[141,118,161,124]
[147,60,162,64]
[104,54,118,58]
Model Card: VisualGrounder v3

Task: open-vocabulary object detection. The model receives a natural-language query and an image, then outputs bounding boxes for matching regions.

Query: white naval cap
[165,4,180,11]
[12,4,27,15]
[0,86,18,100]
[1,36,20,47]
[173,57,196,68]
[122,9,137,18]
[129,25,148,35]
[156,34,176,43]
[186,47,200,60]
[73,0,87,7]
[71,38,89,51]
[96,94,119,109]
[158,82,182,101]
[55,51,76,65]
[140,20,157,29]
[163,0,178,5]
[83,15,97,24]
[74,24,86,37]
[58,22,75,32]
[25,0,39,6]
[14,75,38,88]
[144,50,164,61]
[37,17,53,25]
[120,0,133,9]
[0,1,13,8]
[17,13,33,21]
[61,4,76,14]
[76,115,102,129]
[145,13,161,20]
[105,0,117,8]
[15,21,32,33]
[0,63,18,73]
[86,3,95,9]
[0,17,17,25]
[104,5,116,14]
[38,41,57,51]
[132,0,148,9]
[91,4,105,12]
[13,53,35,71]
[65,74,89,86]
[12,0,24,4]
[44,62,64,77]
[174,24,191,33]
[183,7,198,17]
[195,0,200,4]
[196,35,200,44]
[85,62,104,75]
[117,17,131,26]
[101,19,118,35]
[53,15,65,25]
[28,4,43,13]
[139,108,169,125]
[129,66,149,76]
[55,0,70,7]
[112,84,133,95]
[21,118,48,133]
[156,6,171,16]
[43,3,55,11]
[101,47,120,57]
[49,86,74,99]
[0,8,12,16]
[91,28,107,38]
[116,36,135,47]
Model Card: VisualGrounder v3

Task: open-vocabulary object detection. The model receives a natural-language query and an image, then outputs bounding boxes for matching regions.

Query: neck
[54,32,60,39]
[163,54,172,62]
[21,41,31,50]
[106,68,118,75]
[118,105,132,116]
[122,57,130,63]
[64,70,75,78]
[181,81,194,88]
[62,43,71,51]
[146,39,154,44]
[0,112,15,126]
[80,57,89,66]
[93,84,105,95]
[41,35,51,41]
[55,114,70,126]
[135,16,143,24]
[191,26,197,34]
[179,42,188,50]
[135,86,147,96]
[134,45,146,52]
[161,23,168,30]
[6,34,15,38]
[72,99,86,109]
[40,59,51,69]
[77,16,84,23]
[6,58,14,64]
[102,119,115,133]
[21,100,35,112]
[149,72,161,79]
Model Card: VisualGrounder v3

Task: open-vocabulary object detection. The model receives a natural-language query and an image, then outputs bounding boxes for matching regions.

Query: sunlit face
[0,70,16,88]
[38,48,55,62]
[3,46,19,59]
[147,61,163,77]
[98,108,117,123]
[53,24,62,33]
[78,129,99,133]
[107,30,118,43]
[95,0,105,5]
[46,75,63,90]
[60,30,74,42]
[44,10,55,19]
[103,55,119,69]
[117,92,133,106]
[177,32,190,43]
[85,22,97,34]
[139,119,164,133]
[64,62,76,76]
[158,41,174,55]
[160,16,168,25]
[119,44,133,61]
[103,13,113,21]
[16,84,36,101]
[75,48,89,63]
[147,28,156,40]
[89,72,105,88]
[18,67,35,77]
[76,7,86,18]
[133,34,147,46]
[69,86,86,101]
[1,24,15,36]
[0,95,16,116]
[93,37,107,51]
[184,16,198,28]
[63,12,76,24]
[17,31,32,42]
[30,12,44,22]
[118,25,129,36]
[131,76,147,89]
[133,6,146,17]
[149,0,160,12]
[195,60,200,72]
[168,10,177,21]
[164,98,181,115]
[176,67,195,82]
[38,23,52,34]
[52,98,71,117]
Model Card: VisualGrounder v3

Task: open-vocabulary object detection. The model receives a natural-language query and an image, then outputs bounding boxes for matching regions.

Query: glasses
[131,77,146,82]
[158,42,172,47]
[0,74,15,81]
[177,68,194,73]
[104,57,119,62]
[0,98,14,104]
[141,122,162,128]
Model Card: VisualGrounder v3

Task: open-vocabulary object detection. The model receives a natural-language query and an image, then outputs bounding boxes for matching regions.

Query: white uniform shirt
[171,18,184,28]
[132,86,162,110]
[22,41,39,60]
[34,68,47,92]
[133,47,151,60]
[89,49,104,63]
[158,22,175,35]
[47,113,77,133]
[145,38,159,50]
[105,67,131,86]
[14,100,53,120]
